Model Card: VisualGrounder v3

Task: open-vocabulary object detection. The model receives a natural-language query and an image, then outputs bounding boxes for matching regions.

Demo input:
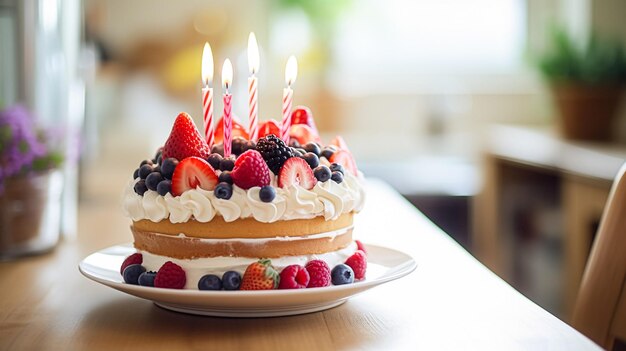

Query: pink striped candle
[201,42,214,146]
[248,33,260,141]
[280,56,298,143]
[222,59,234,158]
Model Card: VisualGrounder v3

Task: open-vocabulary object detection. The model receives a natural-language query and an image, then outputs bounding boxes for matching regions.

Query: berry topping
[305,260,331,288]
[278,157,316,190]
[157,179,172,196]
[207,153,223,170]
[278,264,310,289]
[302,152,320,169]
[258,120,281,139]
[120,253,143,275]
[154,261,186,289]
[154,148,163,165]
[291,147,304,156]
[219,157,235,171]
[345,250,367,280]
[171,156,219,196]
[214,116,249,144]
[355,240,367,255]
[218,170,233,184]
[303,142,321,156]
[138,271,157,287]
[138,164,154,179]
[231,150,271,189]
[313,165,331,182]
[140,159,154,167]
[329,163,345,175]
[214,182,233,200]
[162,112,210,161]
[198,274,223,291]
[289,139,301,148]
[259,185,276,202]
[145,172,163,191]
[160,158,179,179]
[320,147,336,160]
[329,150,358,176]
[133,168,139,179]
[222,271,242,290]
[240,259,279,290]
[134,180,148,195]
[331,264,355,285]
[255,134,295,174]
[123,264,146,285]
[211,144,225,157]
[290,106,318,133]
[331,171,344,184]
[289,124,321,145]
[231,137,248,156]
[329,135,350,151]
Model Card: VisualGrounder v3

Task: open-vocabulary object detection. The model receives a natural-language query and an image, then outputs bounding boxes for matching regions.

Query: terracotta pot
[0,170,63,259]
[552,83,624,141]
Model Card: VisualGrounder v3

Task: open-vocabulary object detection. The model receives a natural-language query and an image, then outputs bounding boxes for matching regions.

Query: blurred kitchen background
[2,0,625,321]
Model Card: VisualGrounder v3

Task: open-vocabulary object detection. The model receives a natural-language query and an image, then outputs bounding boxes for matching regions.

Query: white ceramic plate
[79,243,416,317]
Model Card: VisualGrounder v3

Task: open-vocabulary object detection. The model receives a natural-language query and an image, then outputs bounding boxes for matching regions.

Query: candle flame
[285,55,298,86]
[222,59,233,90]
[248,32,260,75]
[201,42,214,87]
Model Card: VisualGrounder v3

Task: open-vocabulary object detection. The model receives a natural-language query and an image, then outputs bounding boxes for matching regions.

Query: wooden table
[0,180,600,350]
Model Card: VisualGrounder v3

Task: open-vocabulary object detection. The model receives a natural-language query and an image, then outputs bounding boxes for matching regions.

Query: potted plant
[538,29,626,141]
[0,105,64,259]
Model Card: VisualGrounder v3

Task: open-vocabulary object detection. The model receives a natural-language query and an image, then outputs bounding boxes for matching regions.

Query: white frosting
[140,241,358,289]
[122,172,366,223]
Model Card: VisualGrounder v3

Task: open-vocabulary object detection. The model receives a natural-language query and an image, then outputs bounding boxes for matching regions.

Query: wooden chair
[572,163,626,350]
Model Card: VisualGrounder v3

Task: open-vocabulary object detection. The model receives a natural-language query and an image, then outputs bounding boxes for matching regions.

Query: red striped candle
[248,33,260,141]
[280,56,298,143]
[222,59,234,158]
[201,42,214,146]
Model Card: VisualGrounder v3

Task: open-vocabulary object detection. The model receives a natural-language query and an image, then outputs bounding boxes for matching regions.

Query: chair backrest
[572,164,626,349]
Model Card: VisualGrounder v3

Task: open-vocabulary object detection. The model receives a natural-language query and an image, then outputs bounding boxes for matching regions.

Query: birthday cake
[120,107,367,290]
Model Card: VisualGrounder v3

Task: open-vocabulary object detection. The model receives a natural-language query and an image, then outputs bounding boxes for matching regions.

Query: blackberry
[255,135,295,174]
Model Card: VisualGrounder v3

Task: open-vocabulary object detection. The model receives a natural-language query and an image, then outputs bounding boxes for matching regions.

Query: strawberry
[162,112,210,161]
[171,156,218,196]
[355,240,367,255]
[240,259,279,290]
[329,150,358,176]
[120,253,142,275]
[305,260,331,288]
[214,115,249,144]
[278,264,310,289]
[278,157,316,190]
[231,150,271,189]
[258,120,281,139]
[345,250,367,280]
[289,124,321,145]
[329,135,350,151]
[154,261,186,289]
[290,106,318,133]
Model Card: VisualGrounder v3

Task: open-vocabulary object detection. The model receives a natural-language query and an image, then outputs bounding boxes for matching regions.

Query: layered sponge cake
[121,108,366,290]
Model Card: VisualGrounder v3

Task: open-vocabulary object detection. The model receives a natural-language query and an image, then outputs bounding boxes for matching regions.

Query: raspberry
[255,134,295,174]
[120,253,142,275]
[154,261,186,289]
[305,260,331,288]
[345,250,367,280]
[278,265,310,289]
[231,150,271,189]
[355,240,367,255]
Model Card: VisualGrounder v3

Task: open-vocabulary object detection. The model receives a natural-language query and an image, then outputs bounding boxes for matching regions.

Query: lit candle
[222,59,233,158]
[281,55,298,144]
[248,32,260,142]
[201,42,214,147]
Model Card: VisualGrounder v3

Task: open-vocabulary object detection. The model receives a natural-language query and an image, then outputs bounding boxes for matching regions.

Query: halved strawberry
[290,106,318,133]
[329,135,350,151]
[329,150,358,176]
[214,115,249,144]
[162,112,211,161]
[278,157,316,190]
[258,120,280,139]
[289,124,321,145]
[231,150,270,189]
[171,156,218,196]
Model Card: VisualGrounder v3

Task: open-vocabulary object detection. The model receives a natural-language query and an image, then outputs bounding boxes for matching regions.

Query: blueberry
[232,137,247,156]
[331,264,354,285]
[138,271,157,287]
[222,271,242,290]
[259,185,276,202]
[215,182,233,199]
[123,264,146,285]
[330,163,345,175]
[153,148,163,164]
[331,171,344,184]
[134,180,148,195]
[314,165,332,182]
[198,274,222,290]
[153,165,161,174]
[133,168,140,179]
[138,164,154,179]
[146,172,163,191]
[302,153,320,169]
[140,159,154,167]
[219,157,235,171]
[291,147,304,157]
[156,154,162,165]
[211,144,225,157]
[207,153,223,170]
[219,171,233,184]
[320,148,335,160]
[157,180,172,196]
[304,142,321,156]
[161,158,179,179]
[289,139,301,148]
[245,140,257,152]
